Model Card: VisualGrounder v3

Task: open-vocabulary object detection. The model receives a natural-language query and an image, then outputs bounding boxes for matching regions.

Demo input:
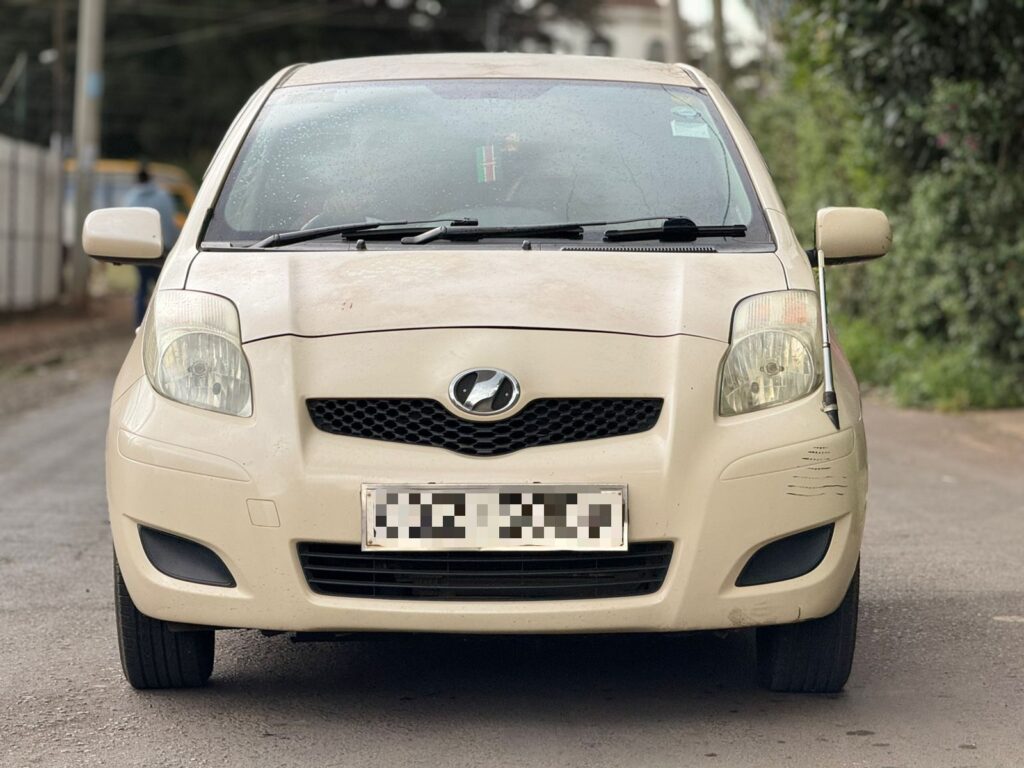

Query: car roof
[282,53,700,89]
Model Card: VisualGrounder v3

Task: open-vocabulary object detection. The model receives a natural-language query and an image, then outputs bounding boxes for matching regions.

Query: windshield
[204,78,773,247]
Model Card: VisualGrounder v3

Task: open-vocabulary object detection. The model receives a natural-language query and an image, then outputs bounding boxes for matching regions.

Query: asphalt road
[2,353,1022,768]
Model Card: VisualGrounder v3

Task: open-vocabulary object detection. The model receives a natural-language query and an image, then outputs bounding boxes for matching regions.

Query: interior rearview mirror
[814,207,891,264]
[83,207,164,264]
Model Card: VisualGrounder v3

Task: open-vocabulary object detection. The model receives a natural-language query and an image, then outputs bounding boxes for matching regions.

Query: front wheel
[114,554,215,689]
[756,561,859,693]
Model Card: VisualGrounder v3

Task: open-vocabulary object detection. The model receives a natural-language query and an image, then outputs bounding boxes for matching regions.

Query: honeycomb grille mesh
[306,398,663,457]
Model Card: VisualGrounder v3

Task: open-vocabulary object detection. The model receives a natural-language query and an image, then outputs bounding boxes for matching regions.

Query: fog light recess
[736,523,834,587]
[139,526,236,588]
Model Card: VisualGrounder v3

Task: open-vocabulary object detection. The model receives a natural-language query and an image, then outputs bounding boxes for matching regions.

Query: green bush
[742,6,1024,410]
[835,315,1023,411]
[847,81,1024,368]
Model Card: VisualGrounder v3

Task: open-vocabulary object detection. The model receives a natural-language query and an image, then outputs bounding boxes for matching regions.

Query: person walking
[122,164,180,325]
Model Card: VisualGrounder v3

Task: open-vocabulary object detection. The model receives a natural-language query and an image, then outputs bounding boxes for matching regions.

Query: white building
[540,0,672,62]
[535,0,765,75]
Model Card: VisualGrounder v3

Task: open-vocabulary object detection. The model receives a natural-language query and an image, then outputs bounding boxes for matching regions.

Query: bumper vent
[306,398,663,457]
[297,542,673,601]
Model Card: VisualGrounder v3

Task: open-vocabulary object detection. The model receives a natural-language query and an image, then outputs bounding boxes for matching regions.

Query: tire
[114,554,215,689]
[756,561,859,693]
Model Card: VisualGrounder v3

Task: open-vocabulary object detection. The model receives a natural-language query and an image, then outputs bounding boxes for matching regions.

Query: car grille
[297,542,672,601]
[306,398,663,457]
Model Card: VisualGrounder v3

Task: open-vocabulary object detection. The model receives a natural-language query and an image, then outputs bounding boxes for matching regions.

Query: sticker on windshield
[671,120,711,139]
[476,144,498,183]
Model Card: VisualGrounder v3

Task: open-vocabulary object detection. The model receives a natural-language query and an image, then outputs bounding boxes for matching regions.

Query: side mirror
[813,207,891,265]
[83,207,164,264]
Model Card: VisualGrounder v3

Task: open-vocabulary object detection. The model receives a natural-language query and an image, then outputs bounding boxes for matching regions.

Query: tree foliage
[746,0,1024,405]
[813,0,1024,176]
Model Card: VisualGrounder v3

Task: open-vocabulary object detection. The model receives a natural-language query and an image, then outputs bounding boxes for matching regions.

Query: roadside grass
[834,314,1023,411]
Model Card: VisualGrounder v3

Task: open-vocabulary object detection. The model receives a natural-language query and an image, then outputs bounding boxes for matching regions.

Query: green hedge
[835,315,1023,411]
[742,9,1023,410]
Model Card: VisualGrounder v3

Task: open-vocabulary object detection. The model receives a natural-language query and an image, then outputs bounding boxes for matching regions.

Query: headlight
[719,290,822,416]
[143,290,253,417]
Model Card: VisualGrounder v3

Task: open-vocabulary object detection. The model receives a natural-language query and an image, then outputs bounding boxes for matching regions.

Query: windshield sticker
[671,120,711,139]
[669,102,713,138]
[476,144,498,183]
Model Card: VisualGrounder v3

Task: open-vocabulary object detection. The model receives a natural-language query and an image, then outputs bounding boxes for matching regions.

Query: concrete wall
[0,135,62,311]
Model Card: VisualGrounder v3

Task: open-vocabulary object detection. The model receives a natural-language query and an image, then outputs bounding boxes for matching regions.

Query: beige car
[83,54,890,693]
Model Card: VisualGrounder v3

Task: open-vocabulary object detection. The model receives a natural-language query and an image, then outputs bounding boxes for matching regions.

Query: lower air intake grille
[306,398,663,457]
[297,542,673,601]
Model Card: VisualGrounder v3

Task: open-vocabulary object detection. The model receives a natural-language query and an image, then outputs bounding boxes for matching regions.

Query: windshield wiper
[395,215,744,245]
[400,222,585,245]
[251,218,478,248]
[603,217,746,243]
[249,214,744,248]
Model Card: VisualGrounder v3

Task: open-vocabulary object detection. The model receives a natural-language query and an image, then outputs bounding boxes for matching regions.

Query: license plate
[362,484,627,551]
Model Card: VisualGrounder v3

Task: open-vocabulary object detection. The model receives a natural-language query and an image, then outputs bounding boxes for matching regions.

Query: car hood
[184,248,786,343]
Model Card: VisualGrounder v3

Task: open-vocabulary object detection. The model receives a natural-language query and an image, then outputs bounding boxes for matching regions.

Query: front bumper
[107,329,867,634]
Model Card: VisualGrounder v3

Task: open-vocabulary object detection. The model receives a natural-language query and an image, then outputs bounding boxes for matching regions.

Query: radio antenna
[817,250,840,430]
